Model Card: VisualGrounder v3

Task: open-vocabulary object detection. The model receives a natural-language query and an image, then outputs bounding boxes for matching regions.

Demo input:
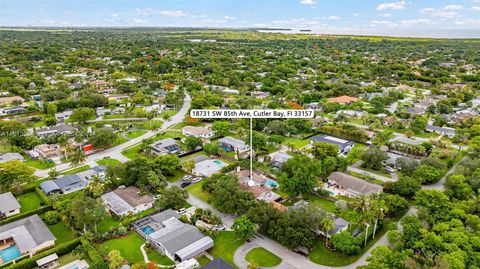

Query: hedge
[35,187,52,206]
[0,205,52,226]
[81,239,107,269]
[4,239,81,269]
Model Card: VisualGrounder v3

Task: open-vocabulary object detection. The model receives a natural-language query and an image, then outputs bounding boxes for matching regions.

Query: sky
[1,0,480,37]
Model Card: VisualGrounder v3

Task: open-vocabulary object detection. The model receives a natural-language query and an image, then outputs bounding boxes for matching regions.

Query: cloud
[472,6,480,11]
[455,18,480,25]
[400,19,431,26]
[379,13,392,17]
[300,0,317,5]
[443,5,463,11]
[419,5,464,18]
[224,16,237,20]
[159,10,186,17]
[324,16,340,20]
[369,20,398,28]
[377,1,406,10]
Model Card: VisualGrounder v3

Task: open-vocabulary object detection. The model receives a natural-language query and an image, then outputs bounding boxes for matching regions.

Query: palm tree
[182,159,196,175]
[372,198,388,239]
[69,147,86,167]
[321,217,335,247]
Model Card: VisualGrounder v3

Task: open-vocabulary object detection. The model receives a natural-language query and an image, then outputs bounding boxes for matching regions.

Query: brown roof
[328,172,382,195]
[239,182,269,198]
[113,186,154,207]
[271,201,288,212]
[0,96,24,105]
[327,95,359,104]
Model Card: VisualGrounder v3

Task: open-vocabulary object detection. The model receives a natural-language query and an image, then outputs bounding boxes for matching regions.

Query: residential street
[34,93,191,177]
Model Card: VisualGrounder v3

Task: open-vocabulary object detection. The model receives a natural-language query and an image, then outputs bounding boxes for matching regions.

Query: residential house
[336,110,367,118]
[36,254,59,269]
[0,192,21,219]
[327,172,383,197]
[101,186,154,217]
[30,144,62,160]
[0,106,27,115]
[0,153,24,163]
[218,137,249,153]
[202,258,234,269]
[39,166,105,195]
[54,110,73,121]
[182,126,215,139]
[132,209,214,262]
[426,125,456,138]
[150,138,182,155]
[0,215,56,259]
[305,102,323,111]
[327,95,359,105]
[0,96,24,106]
[310,135,354,155]
[35,124,76,137]
[192,158,228,177]
[239,182,281,203]
[269,151,292,168]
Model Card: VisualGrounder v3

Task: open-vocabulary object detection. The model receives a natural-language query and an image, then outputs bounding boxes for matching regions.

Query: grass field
[283,137,310,149]
[24,158,55,170]
[48,221,76,244]
[146,247,174,266]
[245,247,282,267]
[121,144,142,160]
[60,165,90,175]
[96,158,122,166]
[97,232,145,264]
[210,232,245,268]
[17,192,43,213]
[186,182,211,203]
[126,130,147,139]
[167,169,185,183]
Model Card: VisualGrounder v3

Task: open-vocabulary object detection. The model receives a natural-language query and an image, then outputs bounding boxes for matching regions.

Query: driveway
[34,93,191,177]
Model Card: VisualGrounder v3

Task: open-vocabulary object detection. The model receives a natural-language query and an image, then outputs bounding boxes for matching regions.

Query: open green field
[126,130,147,139]
[97,232,145,264]
[24,158,55,170]
[283,137,310,149]
[167,169,185,183]
[146,247,174,266]
[121,144,142,160]
[17,192,43,213]
[245,247,282,267]
[210,232,245,268]
[48,221,76,244]
[186,182,211,203]
[96,158,122,166]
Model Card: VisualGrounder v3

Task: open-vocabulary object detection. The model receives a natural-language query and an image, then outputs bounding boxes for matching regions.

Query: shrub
[44,211,60,225]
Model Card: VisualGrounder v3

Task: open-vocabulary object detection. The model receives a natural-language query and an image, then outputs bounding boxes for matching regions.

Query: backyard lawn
[245,247,282,267]
[48,221,76,244]
[210,232,245,268]
[17,192,43,213]
[96,158,122,166]
[186,183,211,203]
[146,247,174,266]
[283,137,310,149]
[24,158,55,170]
[97,232,145,264]
[61,165,90,175]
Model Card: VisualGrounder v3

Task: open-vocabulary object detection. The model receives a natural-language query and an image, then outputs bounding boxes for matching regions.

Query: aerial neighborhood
[0,27,479,269]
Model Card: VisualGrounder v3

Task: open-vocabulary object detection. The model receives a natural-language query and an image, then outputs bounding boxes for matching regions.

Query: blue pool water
[0,245,21,263]
[68,266,80,269]
[213,160,226,167]
[265,179,279,188]
[141,225,155,235]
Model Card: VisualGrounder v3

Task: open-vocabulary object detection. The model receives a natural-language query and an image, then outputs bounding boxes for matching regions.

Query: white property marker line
[191,109,315,185]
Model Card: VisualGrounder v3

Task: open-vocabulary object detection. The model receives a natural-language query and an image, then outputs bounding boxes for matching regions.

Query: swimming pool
[265,178,279,188]
[0,245,21,263]
[213,160,227,167]
[141,225,155,235]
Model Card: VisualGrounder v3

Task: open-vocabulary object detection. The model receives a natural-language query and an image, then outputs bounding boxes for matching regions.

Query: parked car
[384,166,396,173]
[212,224,226,231]
[181,181,192,188]
[177,208,187,215]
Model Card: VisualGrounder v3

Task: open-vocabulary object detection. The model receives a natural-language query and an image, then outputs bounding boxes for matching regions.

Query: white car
[177,208,187,215]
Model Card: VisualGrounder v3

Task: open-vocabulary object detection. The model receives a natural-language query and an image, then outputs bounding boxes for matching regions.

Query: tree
[395,157,419,176]
[404,130,415,138]
[309,142,338,160]
[48,168,60,180]
[68,195,106,236]
[182,159,196,174]
[372,131,394,146]
[70,107,95,124]
[233,215,256,240]
[89,128,117,149]
[184,136,202,150]
[410,116,427,134]
[108,250,124,269]
[279,155,322,197]
[414,190,451,225]
[362,147,388,171]
[0,160,35,191]
[412,164,444,184]
[155,186,188,210]
[203,143,221,156]
[68,147,86,167]
[212,121,231,136]
[359,246,405,269]
[321,217,335,247]
[331,231,361,255]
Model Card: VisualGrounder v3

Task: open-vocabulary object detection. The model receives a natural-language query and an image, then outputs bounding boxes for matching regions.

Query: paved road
[34,93,191,177]
[347,166,395,182]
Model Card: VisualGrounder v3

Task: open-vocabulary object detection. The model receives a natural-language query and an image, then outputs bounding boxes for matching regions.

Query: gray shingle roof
[0,152,24,163]
[0,192,21,213]
[328,172,382,196]
[39,180,61,194]
[202,258,235,269]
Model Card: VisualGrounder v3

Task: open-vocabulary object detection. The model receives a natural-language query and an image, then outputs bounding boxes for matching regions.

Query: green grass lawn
[186,182,211,203]
[60,165,90,175]
[126,130,147,139]
[146,247,174,266]
[121,144,142,160]
[48,221,76,244]
[17,192,43,213]
[210,232,245,268]
[97,232,146,264]
[197,256,212,266]
[309,220,393,266]
[283,137,310,149]
[57,253,78,266]
[167,169,186,183]
[245,247,282,267]
[98,208,157,234]
[24,158,55,170]
[96,158,122,166]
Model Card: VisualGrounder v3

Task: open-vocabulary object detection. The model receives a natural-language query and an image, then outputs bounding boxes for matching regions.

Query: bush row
[35,187,52,206]
[81,239,107,269]
[0,205,52,226]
